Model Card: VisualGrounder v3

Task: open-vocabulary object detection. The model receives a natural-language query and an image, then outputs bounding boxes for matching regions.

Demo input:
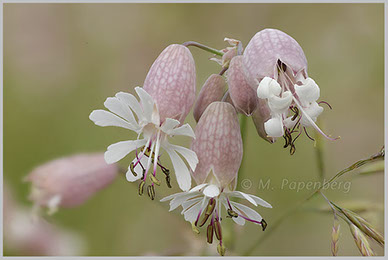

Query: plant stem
[314,119,325,182]
[182,41,225,57]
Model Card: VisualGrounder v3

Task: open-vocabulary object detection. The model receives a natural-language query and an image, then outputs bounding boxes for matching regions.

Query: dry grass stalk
[349,224,374,256]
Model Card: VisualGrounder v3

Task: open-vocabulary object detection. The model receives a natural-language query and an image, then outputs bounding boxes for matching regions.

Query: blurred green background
[3,3,384,256]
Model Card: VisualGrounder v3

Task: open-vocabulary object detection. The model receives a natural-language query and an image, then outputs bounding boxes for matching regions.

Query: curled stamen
[227,208,238,218]
[318,101,333,109]
[304,127,315,141]
[130,162,137,177]
[165,175,172,188]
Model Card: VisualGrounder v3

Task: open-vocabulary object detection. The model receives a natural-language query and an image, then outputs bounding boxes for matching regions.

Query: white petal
[268,91,292,114]
[170,192,199,211]
[115,92,144,121]
[203,184,220,198]
[47,195,61,215]
[125,156,147,182]
[89,110,135,130]
[160,118,180,133]
[164,145,192,191]
[300,102,324,126]
[104,97,140,130]
[257,77,281,99]
[283,116,298,129]
[104,139,147,164]
[227,191,257,206]
[189,183,208,193]
[170,124,196,138]
[231,201,263,223]
[135,87,155,122]
[181,197,203,214]
[295,77,320,103]
[247,194,272,208]
[264,116,284,137]
[160,191,185,202]
[168,144,198,171]
[183,199,204,222]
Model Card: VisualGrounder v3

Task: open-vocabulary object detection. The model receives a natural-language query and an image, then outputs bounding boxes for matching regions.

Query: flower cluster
[24,29,337,256]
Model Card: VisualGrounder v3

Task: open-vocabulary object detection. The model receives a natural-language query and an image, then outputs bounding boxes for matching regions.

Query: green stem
[182,41,225,57]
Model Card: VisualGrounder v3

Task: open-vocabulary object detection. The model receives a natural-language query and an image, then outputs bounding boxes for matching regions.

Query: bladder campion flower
[243,29,338,153]
[89,44,198,195]
[161,102,271,256]
[25,153,118,215]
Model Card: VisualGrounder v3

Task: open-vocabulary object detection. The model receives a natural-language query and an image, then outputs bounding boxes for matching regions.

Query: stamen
[165,175,172,188]
[130,162,137,177]
[227,209,238,218]
[214,218,222,241]
[207,222,214,244]
[138,181,145,196]
[194,209,203,227]
[147,185,155,200]
[198,199,215,227]
[261,219,268,231]
[191,222,200,234]
[217,242,226,256]
[150,175,161,186]
[304,127,315,141]
[318,101,333,109]
[198,213,210,227]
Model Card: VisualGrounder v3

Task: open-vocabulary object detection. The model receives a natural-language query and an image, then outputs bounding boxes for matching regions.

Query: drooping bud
[25,153,118,215]
[143,44,196,123]
[243,28,308,86]
[193,74,226,122]
[191,102,243,189]
[227,56,258,116]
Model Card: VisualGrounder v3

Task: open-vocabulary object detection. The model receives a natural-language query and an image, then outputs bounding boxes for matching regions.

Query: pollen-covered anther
[214,218,222,241]
[207,223,214,244]
[138,181,145,196]
[150,175,161,186]
[130,162,137,177]
[261,219,268,231]
[227,208,239,218]
[217,243,226,256]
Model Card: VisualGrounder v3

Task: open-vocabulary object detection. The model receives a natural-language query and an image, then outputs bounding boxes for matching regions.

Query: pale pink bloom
[90,45,198,193]
[193,74,226,122]
[25,153,118,214]
[143,44,196,123]
[161,102,271,255]
[4,185,85,256]
[227,56,258,116]
[243,29,337,151]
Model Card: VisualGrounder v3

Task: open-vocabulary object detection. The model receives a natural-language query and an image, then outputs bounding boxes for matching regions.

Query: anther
[162,168,170,176]
[290,144,296,155]
[147,185,155,200]
[198,213,210,227]
[214,219,222,241]
[130,162,137,177]
[150,175,161,186]
[207,224,214,244]
[205,199,216,215]
[138,181,145,196]
[217,243,226,256]
[227,209,238,218]
[191,222,200,234]
[165,175,172,188]
[261,219,268,231]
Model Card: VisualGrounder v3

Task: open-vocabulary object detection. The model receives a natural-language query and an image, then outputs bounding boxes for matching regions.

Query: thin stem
[182,41,225,57]
[315,118,325,182]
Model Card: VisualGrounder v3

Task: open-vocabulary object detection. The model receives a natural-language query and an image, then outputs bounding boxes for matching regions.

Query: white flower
[161,182,272,254]
[89,87,198,192]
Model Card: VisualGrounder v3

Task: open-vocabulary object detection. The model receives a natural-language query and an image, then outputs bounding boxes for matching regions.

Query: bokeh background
[3,3,384,256]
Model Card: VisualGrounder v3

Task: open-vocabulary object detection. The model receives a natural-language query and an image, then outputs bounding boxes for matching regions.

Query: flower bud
[191,102,242,189]
[193,74,226,122]
[25,153,118,214]
[227,56,258,116]
[143,44,196,123]
[243,28,308,85]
